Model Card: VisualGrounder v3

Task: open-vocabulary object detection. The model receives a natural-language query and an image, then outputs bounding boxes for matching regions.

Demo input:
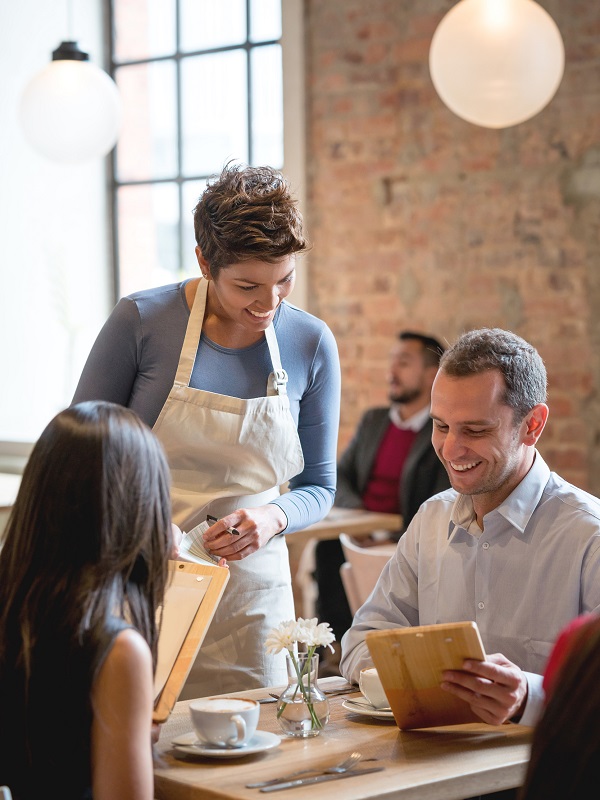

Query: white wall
[0,0,306,444]
[0,0,113,442]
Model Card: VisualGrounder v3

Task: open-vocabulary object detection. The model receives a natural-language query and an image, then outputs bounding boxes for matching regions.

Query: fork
[245,751,362,788]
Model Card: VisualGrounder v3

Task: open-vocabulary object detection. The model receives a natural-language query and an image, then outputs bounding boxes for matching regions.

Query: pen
[206,514,240,536]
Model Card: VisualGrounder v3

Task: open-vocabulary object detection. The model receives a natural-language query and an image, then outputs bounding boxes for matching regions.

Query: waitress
[72,163,341,696]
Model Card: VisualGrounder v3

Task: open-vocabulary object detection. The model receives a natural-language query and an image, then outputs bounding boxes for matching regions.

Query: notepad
[179,519,221,565]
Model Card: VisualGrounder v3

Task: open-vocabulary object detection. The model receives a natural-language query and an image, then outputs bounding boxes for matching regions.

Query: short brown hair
[440,328,547,422]
[193,162,308,276]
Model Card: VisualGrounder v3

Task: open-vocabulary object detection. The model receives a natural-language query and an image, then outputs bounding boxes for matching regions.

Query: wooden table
[291,507,402,547]
[154,678,532,800]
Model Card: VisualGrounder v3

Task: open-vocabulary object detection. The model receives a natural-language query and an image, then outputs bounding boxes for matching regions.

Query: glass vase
[276,652,330,737]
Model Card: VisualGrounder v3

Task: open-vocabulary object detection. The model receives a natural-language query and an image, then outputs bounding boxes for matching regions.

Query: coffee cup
[189,696,260,748]
[359,667,389,709]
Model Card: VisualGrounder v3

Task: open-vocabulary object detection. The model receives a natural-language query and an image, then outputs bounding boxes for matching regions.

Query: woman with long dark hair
[0,401,173,800]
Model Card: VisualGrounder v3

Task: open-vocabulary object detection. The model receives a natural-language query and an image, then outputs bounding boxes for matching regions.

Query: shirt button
[478,602,485,610]
[482,542,490,550]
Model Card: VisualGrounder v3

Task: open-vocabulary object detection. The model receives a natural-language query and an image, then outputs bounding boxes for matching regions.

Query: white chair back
[339,532,396,616]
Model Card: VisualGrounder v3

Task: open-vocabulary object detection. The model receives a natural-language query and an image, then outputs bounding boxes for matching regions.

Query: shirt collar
[448,451,550,538]
[389,404,430,432]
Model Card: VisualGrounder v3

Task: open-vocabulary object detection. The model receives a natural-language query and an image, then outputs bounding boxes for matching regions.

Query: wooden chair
[339,532,396,615]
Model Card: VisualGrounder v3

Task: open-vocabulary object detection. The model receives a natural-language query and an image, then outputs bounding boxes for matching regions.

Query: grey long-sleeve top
[72,281,341,533]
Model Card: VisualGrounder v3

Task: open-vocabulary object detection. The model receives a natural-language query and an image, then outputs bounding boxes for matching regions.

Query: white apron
[153,278,304,697]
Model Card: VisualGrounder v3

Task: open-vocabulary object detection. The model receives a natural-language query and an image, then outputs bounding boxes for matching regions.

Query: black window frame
[107,0,282,301]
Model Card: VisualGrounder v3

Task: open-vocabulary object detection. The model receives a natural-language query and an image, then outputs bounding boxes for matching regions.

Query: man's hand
[440,652,528,725]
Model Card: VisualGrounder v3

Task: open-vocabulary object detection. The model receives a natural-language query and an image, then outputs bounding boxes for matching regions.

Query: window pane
[182,179,208,269]
[117,183,181,296]
[113,0,176,62]
[251,45,283,167]
[180,0,246,52]
[115,61,178,182]
[181,51,248,176]
[250,0,281,42]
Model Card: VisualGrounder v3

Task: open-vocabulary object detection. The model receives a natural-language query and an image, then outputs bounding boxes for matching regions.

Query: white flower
[265,619,302,655]
[296,617,336,652]
[266,616,335,732]
[265,616,336,655]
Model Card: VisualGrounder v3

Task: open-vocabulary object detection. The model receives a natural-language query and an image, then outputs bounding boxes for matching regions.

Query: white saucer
[342,698,395,720]
[172,730,281,758]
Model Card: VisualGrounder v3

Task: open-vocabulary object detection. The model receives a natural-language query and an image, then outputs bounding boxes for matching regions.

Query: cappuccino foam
[192,697,255,713]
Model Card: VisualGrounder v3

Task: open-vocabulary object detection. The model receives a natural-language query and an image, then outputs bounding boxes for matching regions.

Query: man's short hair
[439,328,548,421]
[398,330,445,368]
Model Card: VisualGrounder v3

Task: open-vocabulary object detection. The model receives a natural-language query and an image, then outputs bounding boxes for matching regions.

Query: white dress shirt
[389,403,430,432]
[340,452,600,726]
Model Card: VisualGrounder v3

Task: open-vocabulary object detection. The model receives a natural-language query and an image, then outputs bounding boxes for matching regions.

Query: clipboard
[365,621,486,729]
[152,560,230,723]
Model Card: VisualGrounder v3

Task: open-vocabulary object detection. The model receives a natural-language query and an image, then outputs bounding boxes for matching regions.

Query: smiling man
[340,328,600,741]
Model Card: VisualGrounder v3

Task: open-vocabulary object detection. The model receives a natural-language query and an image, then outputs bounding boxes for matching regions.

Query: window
[110,0,289,297]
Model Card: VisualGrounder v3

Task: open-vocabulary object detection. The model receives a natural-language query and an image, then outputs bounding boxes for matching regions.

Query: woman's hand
[202,504,288,561]
[169,523,183,560]
[170,521,228,567]
[151,722,161,745]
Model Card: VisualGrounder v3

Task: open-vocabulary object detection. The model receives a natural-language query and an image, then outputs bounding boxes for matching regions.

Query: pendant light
[429,0,564,129]
[18,6,122,164]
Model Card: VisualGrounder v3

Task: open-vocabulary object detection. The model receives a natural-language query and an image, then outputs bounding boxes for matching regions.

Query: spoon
[347,697,392,711]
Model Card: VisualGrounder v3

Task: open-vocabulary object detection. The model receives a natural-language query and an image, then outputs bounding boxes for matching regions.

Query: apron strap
[265,324,288,396]
[174,278,208,386]
[175,278,288,395]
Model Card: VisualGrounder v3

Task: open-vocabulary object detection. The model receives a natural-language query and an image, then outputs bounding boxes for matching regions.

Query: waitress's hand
[202,504,287,561]
[169,522,228,568]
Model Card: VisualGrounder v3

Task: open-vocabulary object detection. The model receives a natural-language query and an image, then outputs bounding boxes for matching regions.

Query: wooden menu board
[366,621,486,730]
[153,560,229,723]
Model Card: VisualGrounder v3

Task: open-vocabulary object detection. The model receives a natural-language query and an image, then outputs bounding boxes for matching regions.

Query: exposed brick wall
[304,0,600,493]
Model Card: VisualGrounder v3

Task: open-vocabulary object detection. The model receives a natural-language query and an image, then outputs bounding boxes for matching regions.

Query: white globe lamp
[19,41,122,164]
[429,0,565,129]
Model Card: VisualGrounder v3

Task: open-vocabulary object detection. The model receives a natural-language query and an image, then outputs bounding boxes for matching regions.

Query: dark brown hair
[0,401,172,676]
[0,402,172,800]
[398,330,445,368]
[193,162,308,276]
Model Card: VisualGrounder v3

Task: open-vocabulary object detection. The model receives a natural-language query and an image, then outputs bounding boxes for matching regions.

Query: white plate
[342,698,395,720]
[172,730,281,758]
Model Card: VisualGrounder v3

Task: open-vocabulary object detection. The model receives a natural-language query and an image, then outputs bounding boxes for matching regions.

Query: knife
[259,766,384,792]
